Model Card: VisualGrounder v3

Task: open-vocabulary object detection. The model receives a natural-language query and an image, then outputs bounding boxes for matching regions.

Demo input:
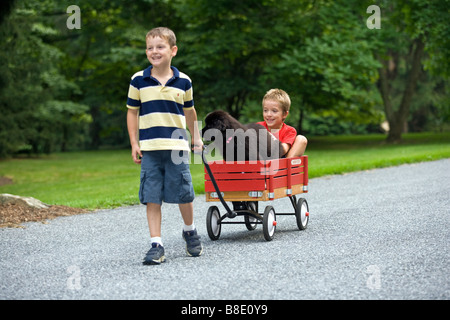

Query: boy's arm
[281,142,290,157]
[184,108,203,153]
[127,108,142,164]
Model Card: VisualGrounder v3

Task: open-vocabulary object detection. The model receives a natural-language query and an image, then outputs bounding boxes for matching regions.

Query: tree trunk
[297,108,304,134]
[378,38,425,143]
[89,106,101,149]
[226,91,248,120]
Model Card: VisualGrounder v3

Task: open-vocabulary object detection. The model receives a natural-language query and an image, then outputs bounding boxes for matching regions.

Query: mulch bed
[0,203,89,228]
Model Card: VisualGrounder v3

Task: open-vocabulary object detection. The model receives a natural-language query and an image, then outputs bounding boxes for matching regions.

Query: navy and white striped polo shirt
[126,66,194,151]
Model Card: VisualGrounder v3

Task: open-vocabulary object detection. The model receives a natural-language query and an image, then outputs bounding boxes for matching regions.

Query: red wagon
[202,152,310,241]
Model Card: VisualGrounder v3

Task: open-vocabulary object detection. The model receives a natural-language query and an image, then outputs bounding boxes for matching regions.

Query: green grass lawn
[0,150,141,209]
[1,132,449,209]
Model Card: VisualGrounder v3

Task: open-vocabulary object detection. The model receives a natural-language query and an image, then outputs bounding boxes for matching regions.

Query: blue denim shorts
[139,150,195,205]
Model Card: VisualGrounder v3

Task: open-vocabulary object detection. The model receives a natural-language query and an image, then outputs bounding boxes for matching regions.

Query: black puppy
[201,110,283,161]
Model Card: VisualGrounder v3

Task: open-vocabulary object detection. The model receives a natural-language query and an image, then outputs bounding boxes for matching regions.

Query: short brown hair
[262,89,291,114]
[146,27,177,47]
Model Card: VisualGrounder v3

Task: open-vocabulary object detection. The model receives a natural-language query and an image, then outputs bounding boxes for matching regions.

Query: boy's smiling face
[263,99,288,131]
[145,36,177,68]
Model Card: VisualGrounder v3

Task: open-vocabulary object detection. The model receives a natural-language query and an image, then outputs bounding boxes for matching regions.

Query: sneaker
[143,243,166,265]
[182,229,203,257]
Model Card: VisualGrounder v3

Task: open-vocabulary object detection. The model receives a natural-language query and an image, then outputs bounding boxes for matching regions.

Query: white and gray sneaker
[182,229,203,257]
[143,243,166,265]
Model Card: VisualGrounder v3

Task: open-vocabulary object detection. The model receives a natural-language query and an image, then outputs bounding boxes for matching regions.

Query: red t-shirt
[257,121,297,146]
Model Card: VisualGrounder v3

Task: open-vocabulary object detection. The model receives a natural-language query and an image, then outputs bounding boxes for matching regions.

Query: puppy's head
[202,110,232,138]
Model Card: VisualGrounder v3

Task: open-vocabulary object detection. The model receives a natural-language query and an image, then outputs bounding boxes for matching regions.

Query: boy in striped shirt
[126,27,203,265]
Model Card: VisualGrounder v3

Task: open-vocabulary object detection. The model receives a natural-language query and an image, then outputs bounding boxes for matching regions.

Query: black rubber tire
[244,202,258,231]
[295,198,309,230]
[262,205,276,241]
[206,206,221,240]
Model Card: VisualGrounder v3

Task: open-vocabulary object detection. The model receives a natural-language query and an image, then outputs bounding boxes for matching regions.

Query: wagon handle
[201,147,236,218]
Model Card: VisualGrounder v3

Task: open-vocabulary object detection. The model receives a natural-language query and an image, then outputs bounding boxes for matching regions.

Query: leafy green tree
[0,0,15,24]
[267,0,383,133]
[0,0,89,156]
[176,0,385,134]
[373,0,450,142]
[175,0,301,118]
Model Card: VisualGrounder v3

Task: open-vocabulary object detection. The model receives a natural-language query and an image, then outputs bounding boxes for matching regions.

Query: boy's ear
[283,110,289,120]
[171,45,178,57]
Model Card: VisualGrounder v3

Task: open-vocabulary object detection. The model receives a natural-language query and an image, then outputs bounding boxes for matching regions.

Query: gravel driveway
[1,159,449,301]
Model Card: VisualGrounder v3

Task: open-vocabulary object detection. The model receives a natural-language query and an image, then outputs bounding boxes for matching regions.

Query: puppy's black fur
[201,110,283,161]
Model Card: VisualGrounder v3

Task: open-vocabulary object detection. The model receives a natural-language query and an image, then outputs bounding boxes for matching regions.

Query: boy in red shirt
[257,89,307,158]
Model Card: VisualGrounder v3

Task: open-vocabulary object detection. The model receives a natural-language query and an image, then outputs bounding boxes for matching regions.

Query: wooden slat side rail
[204,156,308,201]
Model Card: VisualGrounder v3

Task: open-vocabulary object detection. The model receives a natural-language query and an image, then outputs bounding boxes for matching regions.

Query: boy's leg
[286,135,308,158]
[143,202,166,265]
[140,151,164,241]
[147,202,162,239]
[140,151,166,265]
[179,202,194,227]
[179,202,203,257]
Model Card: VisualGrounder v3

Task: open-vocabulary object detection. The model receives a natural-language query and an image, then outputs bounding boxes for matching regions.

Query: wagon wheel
[206,206,221,240]
[262,206,276,241]
[244,202,258,231]
[295,198,309,230]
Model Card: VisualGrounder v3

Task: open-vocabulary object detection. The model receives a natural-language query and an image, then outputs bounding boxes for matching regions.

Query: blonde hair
[262,89,291,114]
[146,27,177,47]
